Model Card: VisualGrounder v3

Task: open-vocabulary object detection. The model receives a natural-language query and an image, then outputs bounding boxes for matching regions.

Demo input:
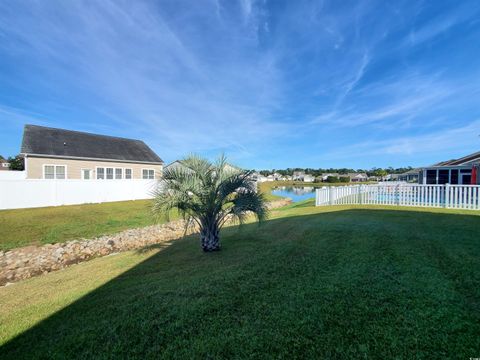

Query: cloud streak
[1,0,480,168]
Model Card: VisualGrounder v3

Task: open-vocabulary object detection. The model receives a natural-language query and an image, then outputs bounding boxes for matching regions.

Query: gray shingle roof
[21,124,163,164]
[431,151,480,166]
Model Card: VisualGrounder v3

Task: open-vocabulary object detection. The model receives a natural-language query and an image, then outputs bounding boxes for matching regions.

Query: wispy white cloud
[322,119,480,163]
[0,0,290,163]
[310,70,471,130]
[405,2,480,47]
[1,0,480,168]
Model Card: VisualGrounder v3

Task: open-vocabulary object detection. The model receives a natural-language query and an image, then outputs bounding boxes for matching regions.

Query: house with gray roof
[21,124,163,180]
[419,150,480,185]
[346,173,368,182]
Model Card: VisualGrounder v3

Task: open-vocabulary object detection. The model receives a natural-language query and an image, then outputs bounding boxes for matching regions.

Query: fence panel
[315,184,480,211]
[0,179,160,210]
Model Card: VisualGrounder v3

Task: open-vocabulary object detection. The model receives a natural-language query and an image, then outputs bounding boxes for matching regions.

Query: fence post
[445,183,450,208]
[329,186,334,205]
[396,184,400,206]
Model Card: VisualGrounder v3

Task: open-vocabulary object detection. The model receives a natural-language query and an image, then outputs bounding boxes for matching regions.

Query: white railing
[0,179,161,210]
[377,181,407,186]
[315,184,480,210]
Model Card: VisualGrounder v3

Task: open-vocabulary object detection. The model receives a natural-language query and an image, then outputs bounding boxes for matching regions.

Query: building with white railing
[419,151,480,185]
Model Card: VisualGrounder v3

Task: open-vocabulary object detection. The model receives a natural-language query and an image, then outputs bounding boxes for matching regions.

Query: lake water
[271,186,318,202]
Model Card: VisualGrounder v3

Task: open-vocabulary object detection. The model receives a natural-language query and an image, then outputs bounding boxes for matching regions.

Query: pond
[271,186,318,202]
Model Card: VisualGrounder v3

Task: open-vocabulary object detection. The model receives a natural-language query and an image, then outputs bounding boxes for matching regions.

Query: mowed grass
[0,200,180,251]
[1,202,479,358]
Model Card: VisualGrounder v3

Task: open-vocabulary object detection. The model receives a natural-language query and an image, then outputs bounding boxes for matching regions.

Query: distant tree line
[256,167,413,177]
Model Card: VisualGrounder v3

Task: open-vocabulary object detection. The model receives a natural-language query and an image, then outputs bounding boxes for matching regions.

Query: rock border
[0,199,291,286]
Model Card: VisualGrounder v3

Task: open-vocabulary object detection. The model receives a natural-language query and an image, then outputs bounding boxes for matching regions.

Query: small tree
[326,176,339,183]
[7,155,24,171]
[152,155,268,252]
[374,169,388,179]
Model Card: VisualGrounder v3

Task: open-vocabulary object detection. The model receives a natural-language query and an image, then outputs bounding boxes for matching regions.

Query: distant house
[0,159,10,171]
[272,172,283,181]
[320,173,340,181]
[419,151,480,185]
[21,124,163,180]
[165,160,241,175]
[397,169,420,183]
[249,172,268,183]
[292,171,305,181]
[347,173,368,182]
[303,174,315,183]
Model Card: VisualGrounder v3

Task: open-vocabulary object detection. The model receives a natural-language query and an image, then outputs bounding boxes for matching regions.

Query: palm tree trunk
[200,223,220,252]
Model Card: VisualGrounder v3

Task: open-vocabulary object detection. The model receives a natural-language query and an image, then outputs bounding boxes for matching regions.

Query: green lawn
[0,200,180,251]
[0,181,356,251]
[1,202,479,358]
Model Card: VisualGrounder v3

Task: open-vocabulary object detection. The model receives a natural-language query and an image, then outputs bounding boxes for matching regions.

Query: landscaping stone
[0,199,291,286]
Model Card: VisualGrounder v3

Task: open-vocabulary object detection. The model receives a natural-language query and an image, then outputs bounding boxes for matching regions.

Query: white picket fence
[315,184,480,210]
[0,179,161,210]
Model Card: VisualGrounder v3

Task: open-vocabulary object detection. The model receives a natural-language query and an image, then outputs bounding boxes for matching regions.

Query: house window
[44,165,66,179]
[450,169,459,184]
[125,168,132,179]
[106,168,114,180]
[142,169,155,179]
[438,170,449,184]
[115,168,123,179]
[426,170,437,184]
[44,165,55,179]
[97,167,105,179]
[82,169,92,180]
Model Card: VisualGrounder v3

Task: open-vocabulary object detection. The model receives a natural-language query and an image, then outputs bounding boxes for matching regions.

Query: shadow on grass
[2,208,480,358]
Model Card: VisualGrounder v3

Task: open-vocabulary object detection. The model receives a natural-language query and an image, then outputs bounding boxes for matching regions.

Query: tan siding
[26,156,163,180]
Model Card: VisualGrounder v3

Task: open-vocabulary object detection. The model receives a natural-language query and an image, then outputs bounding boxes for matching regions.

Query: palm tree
[152,155,268,252]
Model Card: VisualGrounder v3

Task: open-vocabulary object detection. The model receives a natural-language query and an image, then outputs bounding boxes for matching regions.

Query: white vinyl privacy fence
[0,179,161,210]
[316,184,480,210]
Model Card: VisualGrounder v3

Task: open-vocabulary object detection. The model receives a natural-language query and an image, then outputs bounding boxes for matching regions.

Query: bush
[326,176,339,183]
[7,155,24,171]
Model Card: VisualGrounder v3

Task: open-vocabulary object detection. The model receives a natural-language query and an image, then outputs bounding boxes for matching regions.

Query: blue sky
[1,0,480,169]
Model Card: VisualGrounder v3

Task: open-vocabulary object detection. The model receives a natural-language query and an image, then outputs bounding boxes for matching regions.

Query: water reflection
[271,186,317,202]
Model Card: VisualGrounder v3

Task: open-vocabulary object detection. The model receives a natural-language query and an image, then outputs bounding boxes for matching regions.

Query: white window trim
[124,168,133,179]
[96,166,136,180]
[114,167,123,180]
[43,164,68,180]
[105,167,114,180]
[81,168,93,180]
[95,166,105,180]
[142,168,155,180]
